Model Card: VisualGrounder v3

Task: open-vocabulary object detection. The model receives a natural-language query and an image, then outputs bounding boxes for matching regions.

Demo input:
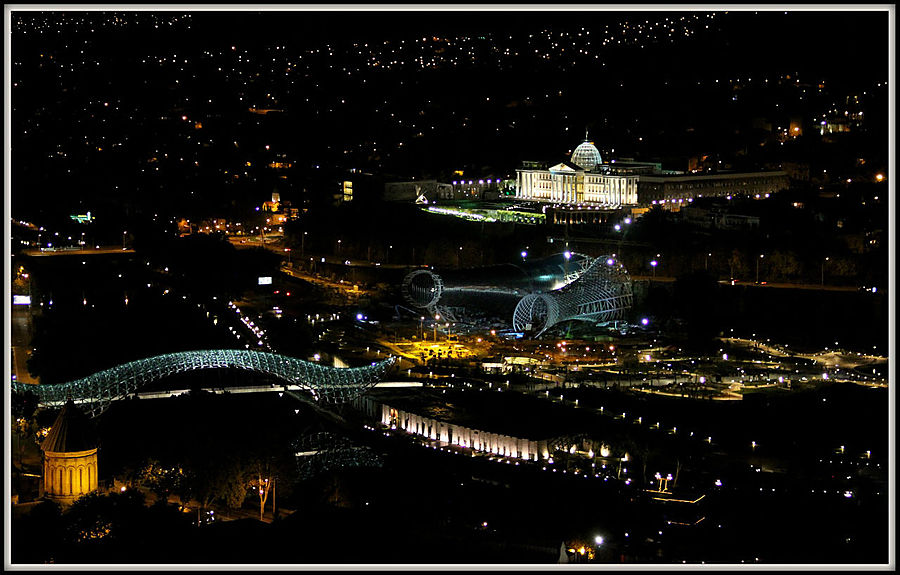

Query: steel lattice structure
[401,252,594,322]
[11,350,396,418]
[293,432,384,479]
[513,255,633,337]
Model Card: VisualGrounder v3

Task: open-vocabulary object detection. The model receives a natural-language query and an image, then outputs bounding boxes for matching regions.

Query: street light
[821,256,829,287]
[705,252,711,271]
[434,314,440,342]
[756,254,764,284]
[655,472,673,492]
[650,260,657,278]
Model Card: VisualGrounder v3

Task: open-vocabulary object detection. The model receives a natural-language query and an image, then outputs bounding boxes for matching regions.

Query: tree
[11,389,38,421]
[184,460,227,524]
[251,461,274,521]
[12,500,64,563]
[138,459,188,505]
[220,458,251,512]
[728,249,748,280]
[64,489,146,544]
[673,457,683,490]
[767,250,801,283]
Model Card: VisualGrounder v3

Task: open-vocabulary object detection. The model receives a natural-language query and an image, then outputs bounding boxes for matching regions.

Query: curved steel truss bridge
[293,432,384,479]
[11,350,396,418]
[513,255,633,337]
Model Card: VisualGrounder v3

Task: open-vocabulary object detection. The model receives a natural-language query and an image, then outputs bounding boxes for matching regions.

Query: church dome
[571,139,602,171]
[41,399,97,453]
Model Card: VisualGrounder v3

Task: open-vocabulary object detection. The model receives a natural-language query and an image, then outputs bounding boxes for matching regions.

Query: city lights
[8,8,889,566]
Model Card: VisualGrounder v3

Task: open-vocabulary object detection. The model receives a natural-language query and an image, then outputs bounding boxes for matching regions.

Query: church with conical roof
[40,400,99,505]
[515,132,638,206]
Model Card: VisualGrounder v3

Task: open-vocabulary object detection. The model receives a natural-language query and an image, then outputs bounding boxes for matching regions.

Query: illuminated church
[515,134,639,206]
[41,400,99,505]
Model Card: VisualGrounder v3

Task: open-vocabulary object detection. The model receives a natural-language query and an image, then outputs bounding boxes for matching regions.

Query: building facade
[515,139,640,207]
[516,137,791,210]
[40,400,99,505]
[356,396,551,461]
[638,171,790,208]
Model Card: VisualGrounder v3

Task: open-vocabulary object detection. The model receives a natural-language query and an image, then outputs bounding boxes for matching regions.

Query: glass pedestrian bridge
[11,349,396,418]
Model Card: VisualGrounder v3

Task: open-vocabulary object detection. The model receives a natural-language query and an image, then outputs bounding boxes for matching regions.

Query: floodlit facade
[41,400,99,505]
[355,396,551,461]
[515,137,639,206]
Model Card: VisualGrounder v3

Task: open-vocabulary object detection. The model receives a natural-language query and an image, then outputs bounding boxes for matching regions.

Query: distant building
[450,176,516,200]
[516,134,791,211]
[261,191,299,221]
[384,179,453,203]
[335,170,383,205]
[681,203,761,231]
[515,136,639,207]
[638,171,789,209]
[262,191,281,212]
[41,400,99,505]
[781,162,811,182]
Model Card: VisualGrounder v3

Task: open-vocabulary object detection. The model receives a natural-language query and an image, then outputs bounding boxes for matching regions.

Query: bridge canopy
[11,349,396,418]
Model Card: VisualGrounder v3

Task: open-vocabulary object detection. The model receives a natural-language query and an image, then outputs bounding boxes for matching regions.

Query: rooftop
[40,399,98,453]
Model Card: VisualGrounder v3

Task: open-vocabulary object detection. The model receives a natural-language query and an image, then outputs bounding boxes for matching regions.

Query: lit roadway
[280,265,371,296]
[633,275,862,292]
[11,305,38,385]
[227,234,412,269]
[21,246,136,257]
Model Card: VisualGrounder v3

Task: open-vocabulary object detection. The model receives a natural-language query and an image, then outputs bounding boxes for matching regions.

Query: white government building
[515,136,639,207]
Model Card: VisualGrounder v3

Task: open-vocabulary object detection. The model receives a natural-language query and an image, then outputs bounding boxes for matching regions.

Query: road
[21,246,136,257]
[633,275,862,292]
[11,305,38,384]
[280,265,371,295]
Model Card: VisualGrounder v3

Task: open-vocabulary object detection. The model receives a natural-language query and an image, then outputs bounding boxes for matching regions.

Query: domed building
[570,138,603,171]
[515,133,638,206]
[41,400,99,505]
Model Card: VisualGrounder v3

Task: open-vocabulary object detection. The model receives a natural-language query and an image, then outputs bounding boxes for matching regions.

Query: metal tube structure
[512,255,633,337]
[401,252,593,322]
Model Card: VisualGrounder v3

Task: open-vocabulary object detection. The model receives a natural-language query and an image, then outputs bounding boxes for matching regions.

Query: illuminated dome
[570,138,602,171]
